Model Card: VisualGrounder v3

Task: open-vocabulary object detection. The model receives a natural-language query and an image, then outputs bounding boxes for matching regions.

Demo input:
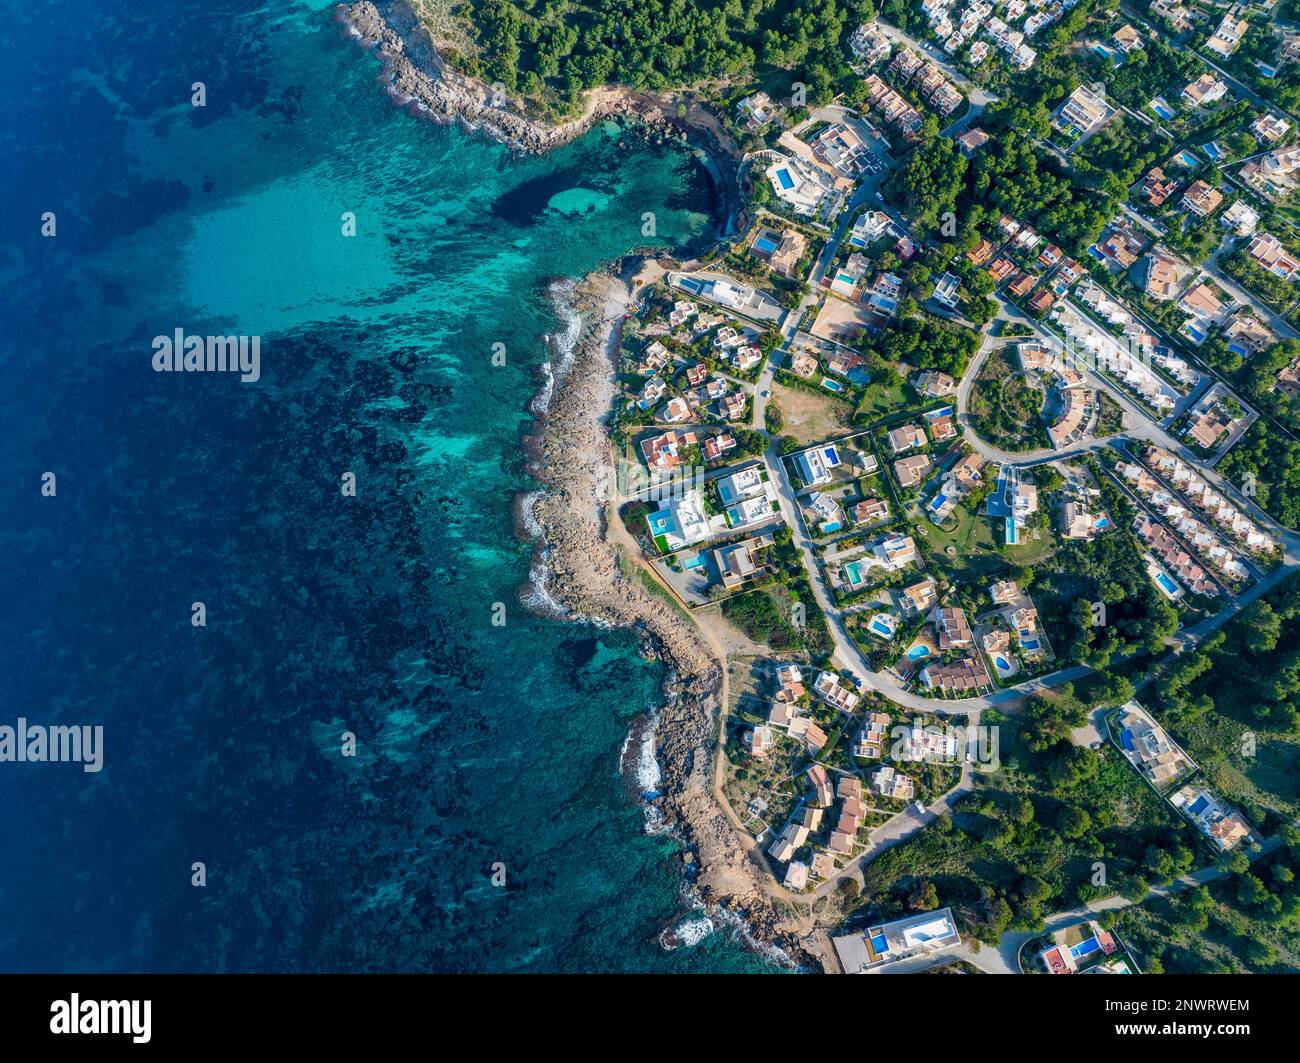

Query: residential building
[1204,14,1248,58]
[1169,785,1256,851]
[833,908,960,974]
[1180,179,1223,219]
[870,765,915,800]
[914,369,956,396]
[1116,702,1195,789]
[793,442,845,487]
[1251,113,1292,144]
[1221,199,1259,237]
[1246,232,1300,279]
[931,605,974,649]
[901,576,938,615]
[1144,253,1181,301]
[932,271,962,308]
[919,656,990,694]
[887,423,927,454]
[1112,24,1142,53]
[1053,85,1110,137]
[813,671,861,712]
[1182,73,1228,108]
[715,533,774,589]
[893,454,933,488]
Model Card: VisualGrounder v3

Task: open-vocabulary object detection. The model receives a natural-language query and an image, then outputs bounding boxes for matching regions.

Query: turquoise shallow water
[0,1,778,972]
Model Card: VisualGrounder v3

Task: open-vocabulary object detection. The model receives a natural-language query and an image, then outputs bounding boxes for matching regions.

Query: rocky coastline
[338,0,825,967]
[528,268,824,966]
[339,2,745,219]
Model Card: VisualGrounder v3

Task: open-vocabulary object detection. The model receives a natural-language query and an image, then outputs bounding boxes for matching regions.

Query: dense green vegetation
[1146,581,1300,829]
[1028,507,1180,668]
[1219,418,1300,529]
[1114,829,1300,973]
[849,688,1181,944]
[965,346,1050,452]
[851,304,980,383]
[453,0,875,113]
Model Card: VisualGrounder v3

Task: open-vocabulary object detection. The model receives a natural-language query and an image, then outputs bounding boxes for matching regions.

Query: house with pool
[1114,701,1196,793]
[1036,920,1136,975]
[833,907,960,974]
[792,441,846,487]
[645,489,714,552]
[1169,785,1257,852]
[764,153,839,219]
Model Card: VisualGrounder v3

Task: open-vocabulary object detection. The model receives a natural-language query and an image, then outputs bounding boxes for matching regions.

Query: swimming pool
[1070,937,1102,960]
[1021,637,1040,651]
[844,558,867,585]
[1150,100,1175,120]
[995,656,1012,671]
[1095,516,1110,530]
[822,377,844,392]
[1005,516,1019,545]
[906,644,931,661]
[929,493,948,512]
[1176,150,1199,167]
[870,616,896,638]
[1203,141,1222,161]
[775,168,795,190]
[1156,572,1179,595]
[754,235,778,254]
[683,554,705,570]
[821,520,843,535]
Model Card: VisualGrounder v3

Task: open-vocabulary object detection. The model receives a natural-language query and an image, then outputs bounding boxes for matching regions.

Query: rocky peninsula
[340,0,829,968]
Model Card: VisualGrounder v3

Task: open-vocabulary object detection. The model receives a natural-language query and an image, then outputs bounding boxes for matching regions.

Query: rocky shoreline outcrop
[338,0,818,966]
[528,270,823,966]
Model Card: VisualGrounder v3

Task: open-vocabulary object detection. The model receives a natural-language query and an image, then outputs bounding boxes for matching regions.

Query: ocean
[0,0,780,972]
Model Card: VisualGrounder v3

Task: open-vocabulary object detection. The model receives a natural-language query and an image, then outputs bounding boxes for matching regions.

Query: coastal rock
[524,269,823,968]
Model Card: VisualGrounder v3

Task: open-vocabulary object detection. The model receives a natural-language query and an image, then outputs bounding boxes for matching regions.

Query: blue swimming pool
[1187,795,1209,816]
[822,378,844,392]
[1156,572,1179,595]
[754,235,778,254]
[929,493,947,512]
[1070,937,1101,960]
[1152,102,1174,120]
[844,558,866,585]
[822,520,842,534]
[1176,150,1198,167]
[1021,637,1040,650]
[871,618,894,636]
[1121,730,1135,752]
[906,644,930,661]
[995,656,1012,671]
[683,554,705,570]
[1095,516,1110,530]
[1005,516,1019,545]
[775,168,795,190]
[1204,141,1222,160]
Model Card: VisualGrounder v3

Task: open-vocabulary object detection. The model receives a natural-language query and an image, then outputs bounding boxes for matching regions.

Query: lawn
[910,502,1007,582]
[852,376,913,424]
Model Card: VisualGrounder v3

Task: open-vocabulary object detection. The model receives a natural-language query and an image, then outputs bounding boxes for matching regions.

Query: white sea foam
[659,916,714,950]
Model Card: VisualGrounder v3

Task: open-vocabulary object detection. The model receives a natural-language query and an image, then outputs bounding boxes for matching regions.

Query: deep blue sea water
[0,0,778,972]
